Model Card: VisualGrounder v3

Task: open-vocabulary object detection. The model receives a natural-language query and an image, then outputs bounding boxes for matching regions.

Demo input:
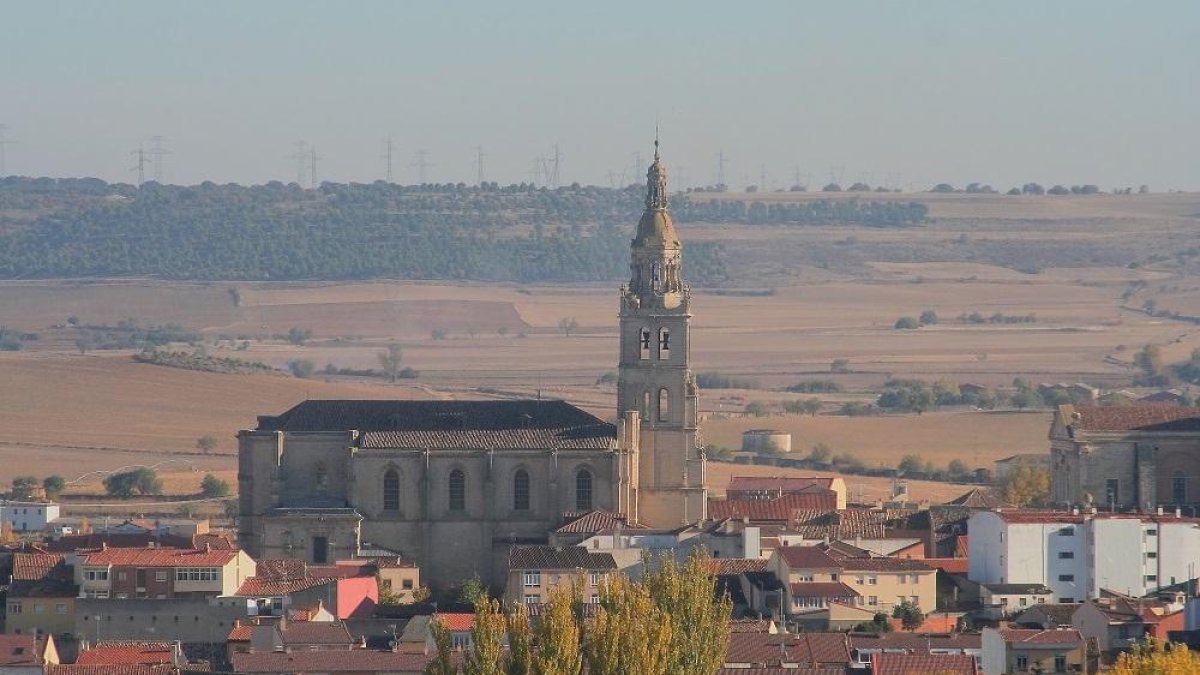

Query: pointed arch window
[642,391,651,419]
[314,463,329,494]
[658,388,670,422]
[576,469,594,511]
[639,328,652,360]
[658,328,670,360]
[513,469,531,511]
[383,469,400,511]
[1173,471,1187,504]
[449,469,466,512]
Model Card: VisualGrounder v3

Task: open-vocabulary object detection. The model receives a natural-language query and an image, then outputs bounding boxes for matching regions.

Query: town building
[237,143,707,590]
[6,553,76,637]
[968,509,1200,601]
[1049,404,1200,510]
[0,633,59,673]
[979,627,1090,675]
[73,546,256,599]
[0,501,60,533]
[505,545,616,607]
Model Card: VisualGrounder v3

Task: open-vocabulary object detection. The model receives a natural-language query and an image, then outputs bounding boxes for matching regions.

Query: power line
[309,145,323,188]
[381,137,396,182]
[147,136,170,183]
[0,124,14,176]
[475,145,486,186]
[130,144,148,186]
[290,141,308,185]
[411,149,433,183]
[716,150,727,188]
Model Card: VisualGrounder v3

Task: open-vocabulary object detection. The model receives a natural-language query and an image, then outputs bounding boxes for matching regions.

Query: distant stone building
[238,142,707,589]
[1049,404,1200,510]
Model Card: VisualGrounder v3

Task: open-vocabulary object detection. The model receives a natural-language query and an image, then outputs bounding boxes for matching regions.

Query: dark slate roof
[947,488,1010,509]
[507,545,617,570]
[983,583,1054,595]
[258,399,616,450]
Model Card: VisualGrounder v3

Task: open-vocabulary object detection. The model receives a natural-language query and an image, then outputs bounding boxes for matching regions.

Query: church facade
[237,143,707,588]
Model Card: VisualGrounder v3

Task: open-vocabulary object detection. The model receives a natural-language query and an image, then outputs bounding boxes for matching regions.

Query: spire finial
[654,125,660,161]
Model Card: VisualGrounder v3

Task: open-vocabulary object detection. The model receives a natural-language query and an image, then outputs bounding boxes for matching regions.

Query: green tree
[557,317,580,336]
[809,442,832,464]
[947,459,969,479]
[286,327,312,345]
[830,358,850,373]
[744,401,769,417]
[462,598,506,675]
[196,434,219,453]
[377,342,404,383]
[1009,388,1042,410]
[455,575,488,607]
[102,468,162,498]
[585,574,673,675]
[288,359,315,378]
[892,600,925,631]
[423,618,458,675]
[897,454,925,475]
[997,466,1050,508]
[11,476,39,499]
[200,474,230,498]
[533,585,582,675]
[642,550,732,675]
[919,309,938,325]
[894,316,920,330]
[42,475,66,498]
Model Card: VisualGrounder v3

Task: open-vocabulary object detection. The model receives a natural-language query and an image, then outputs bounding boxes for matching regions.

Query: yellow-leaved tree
[532,584,582,675]
[423,618,457,675]
[643,549,733,675]
[1113,639,1200,675]
[462,598,506,675]
[584,573,672,675]
[504,602,534,675]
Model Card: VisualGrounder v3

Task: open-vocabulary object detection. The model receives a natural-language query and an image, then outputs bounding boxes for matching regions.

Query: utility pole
[760,164,767,191]
[475,145,486,186]
[716,150,727,188]
[130,144,148,186]
[290,141,308,185]
[0,124,13,176]
[381,138,395,182]
[309,146,322,188]
[148,136,170,183]
[411,149,432,184]
[549,144,561,188]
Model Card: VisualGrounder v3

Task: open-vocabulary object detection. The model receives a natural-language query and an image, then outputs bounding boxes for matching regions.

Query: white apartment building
[969,510,1200,602]
[0,500,60,532]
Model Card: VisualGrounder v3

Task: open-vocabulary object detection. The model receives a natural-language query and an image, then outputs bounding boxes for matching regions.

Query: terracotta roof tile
[851,632,981,651]
[788,582,860,599]
[76,641,176,665]
[925,558,970,574]
[724,632,852,667]
[776,546,841,569]
[1066,404,1200,432]
[872,652,979,675]
[728,619,775,633]
[507,545,617,570]
[9,553,75,598]
[709,494,839,521]
[38,533,194,553]
[231,650,448,673]
[81,547,239,568]
[707,558,770,575]
[998,628,1084,644]
[235,576,331,597]
[0,634,44,665]
[256,559,308,580]
[46,666,179,675]
[727,476,835,492]
[227,624,252,641]
[555,510,635,534]
[434,612,475,632]
[947,488,1010,508]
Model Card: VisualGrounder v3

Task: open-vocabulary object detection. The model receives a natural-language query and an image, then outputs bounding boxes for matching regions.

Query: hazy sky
[3,1,1198,190]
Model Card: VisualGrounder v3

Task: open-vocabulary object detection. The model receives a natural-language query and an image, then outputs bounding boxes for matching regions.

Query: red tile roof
[725,632,852,667]
[728,476,835,492]
[789,582,860,599]
[925,558,970,574]
[10,553,75,598]
[836,557,932,573]
[872,652,979,675]
[1066,405,1200,432]
[555,510,638,534]
[76,641,176,666]
[709,494,840,520]
[776,546,842,570]
[46,667,179,675]
[13,553,65,580]
[227,624,252,641]
[235,575,331,597]
[707,558,770,575]
[230,650,448,673]
[998,628,1084,644]
[256,559,308,580]
[37,533,194,553]
[728,619,775,633]
[433,613,475,632]
[81,547,239,568]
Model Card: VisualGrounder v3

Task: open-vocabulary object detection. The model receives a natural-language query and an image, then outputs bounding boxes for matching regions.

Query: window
[523,571,541,587]
[1058,527,1074,536]
[591,594,600,604]
[524,594,540,605]
[576,469,593,511]
[383,469,400,511]
[1019,597,1028,606]
[6,602,19,614]
[1146,529,1158,536]
[1058,574,1074,582]
[1061,597,1075,604]
[85,569,109,582]
[55,603,66,614]
[642,391,651,419]
[658,388,670,422]
[513,470,530,511]
[1017,655,1028,671]
[155,571,167,582]
[1001,597,1009,607]
[639,328,651,360]
[657,328,670,359]
[118,571,127,582]
[33,604,44,615]
[910,596,918,606]
[1173,472,1187,504]
[449,469,466,512]
[897,574,906,584]
[402,579,414,590]
[174,568,219,582]
[831,573,839,581]
[1145,575,1158,583]
[1054,654,1067,672]
[798,575,814,582]
[868,576,878,585]
[590,572,602,586]
[855,576,865,585]
[1106,478,1119,507]
[868,596,878,606]
[1147,551,1157,559]
[1058,552,1074,559]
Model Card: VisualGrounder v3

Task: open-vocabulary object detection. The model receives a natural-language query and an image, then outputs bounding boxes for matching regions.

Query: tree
[377,342,404,383]
[585,574,673,675]
[897,454,925,475]
[288,359,315,378]
[557,317,580,336]
[1009,388,1042,410]
[1114,638,1200,674]
[0,521,15,544]
[830,358,850,373]
[809,442,832,464]
[642,549,732,675]
[997,466,1050,508]
[930,183,956,193]
[196,434,219,453]
[505,603,534,675]
[78,517,92,535]
[744,401,769,417]
[533,585,582,675]
[947,459,969,480]
[892,600,925,631]
[11,476,39,499]
[462,598,506,675]
[919,310,938,325]
[102,468,162,498]
[200,473,230,498]
[423,618,458,675]
[455,575,488,607]
[42,475,66,498]
[286,327,312,345]
[801,398,821,416]
[894,316,920,330]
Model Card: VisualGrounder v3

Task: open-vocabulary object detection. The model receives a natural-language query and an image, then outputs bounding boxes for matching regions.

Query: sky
[2,1,1198,191]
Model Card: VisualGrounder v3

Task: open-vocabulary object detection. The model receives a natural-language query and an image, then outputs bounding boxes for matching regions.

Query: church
[237,142,707,588]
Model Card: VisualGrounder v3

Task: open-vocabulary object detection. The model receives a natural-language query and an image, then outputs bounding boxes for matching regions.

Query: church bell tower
[618,138,707,526]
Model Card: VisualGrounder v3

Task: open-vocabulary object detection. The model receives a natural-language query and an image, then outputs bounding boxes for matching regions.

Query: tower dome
[632,139,681,250]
